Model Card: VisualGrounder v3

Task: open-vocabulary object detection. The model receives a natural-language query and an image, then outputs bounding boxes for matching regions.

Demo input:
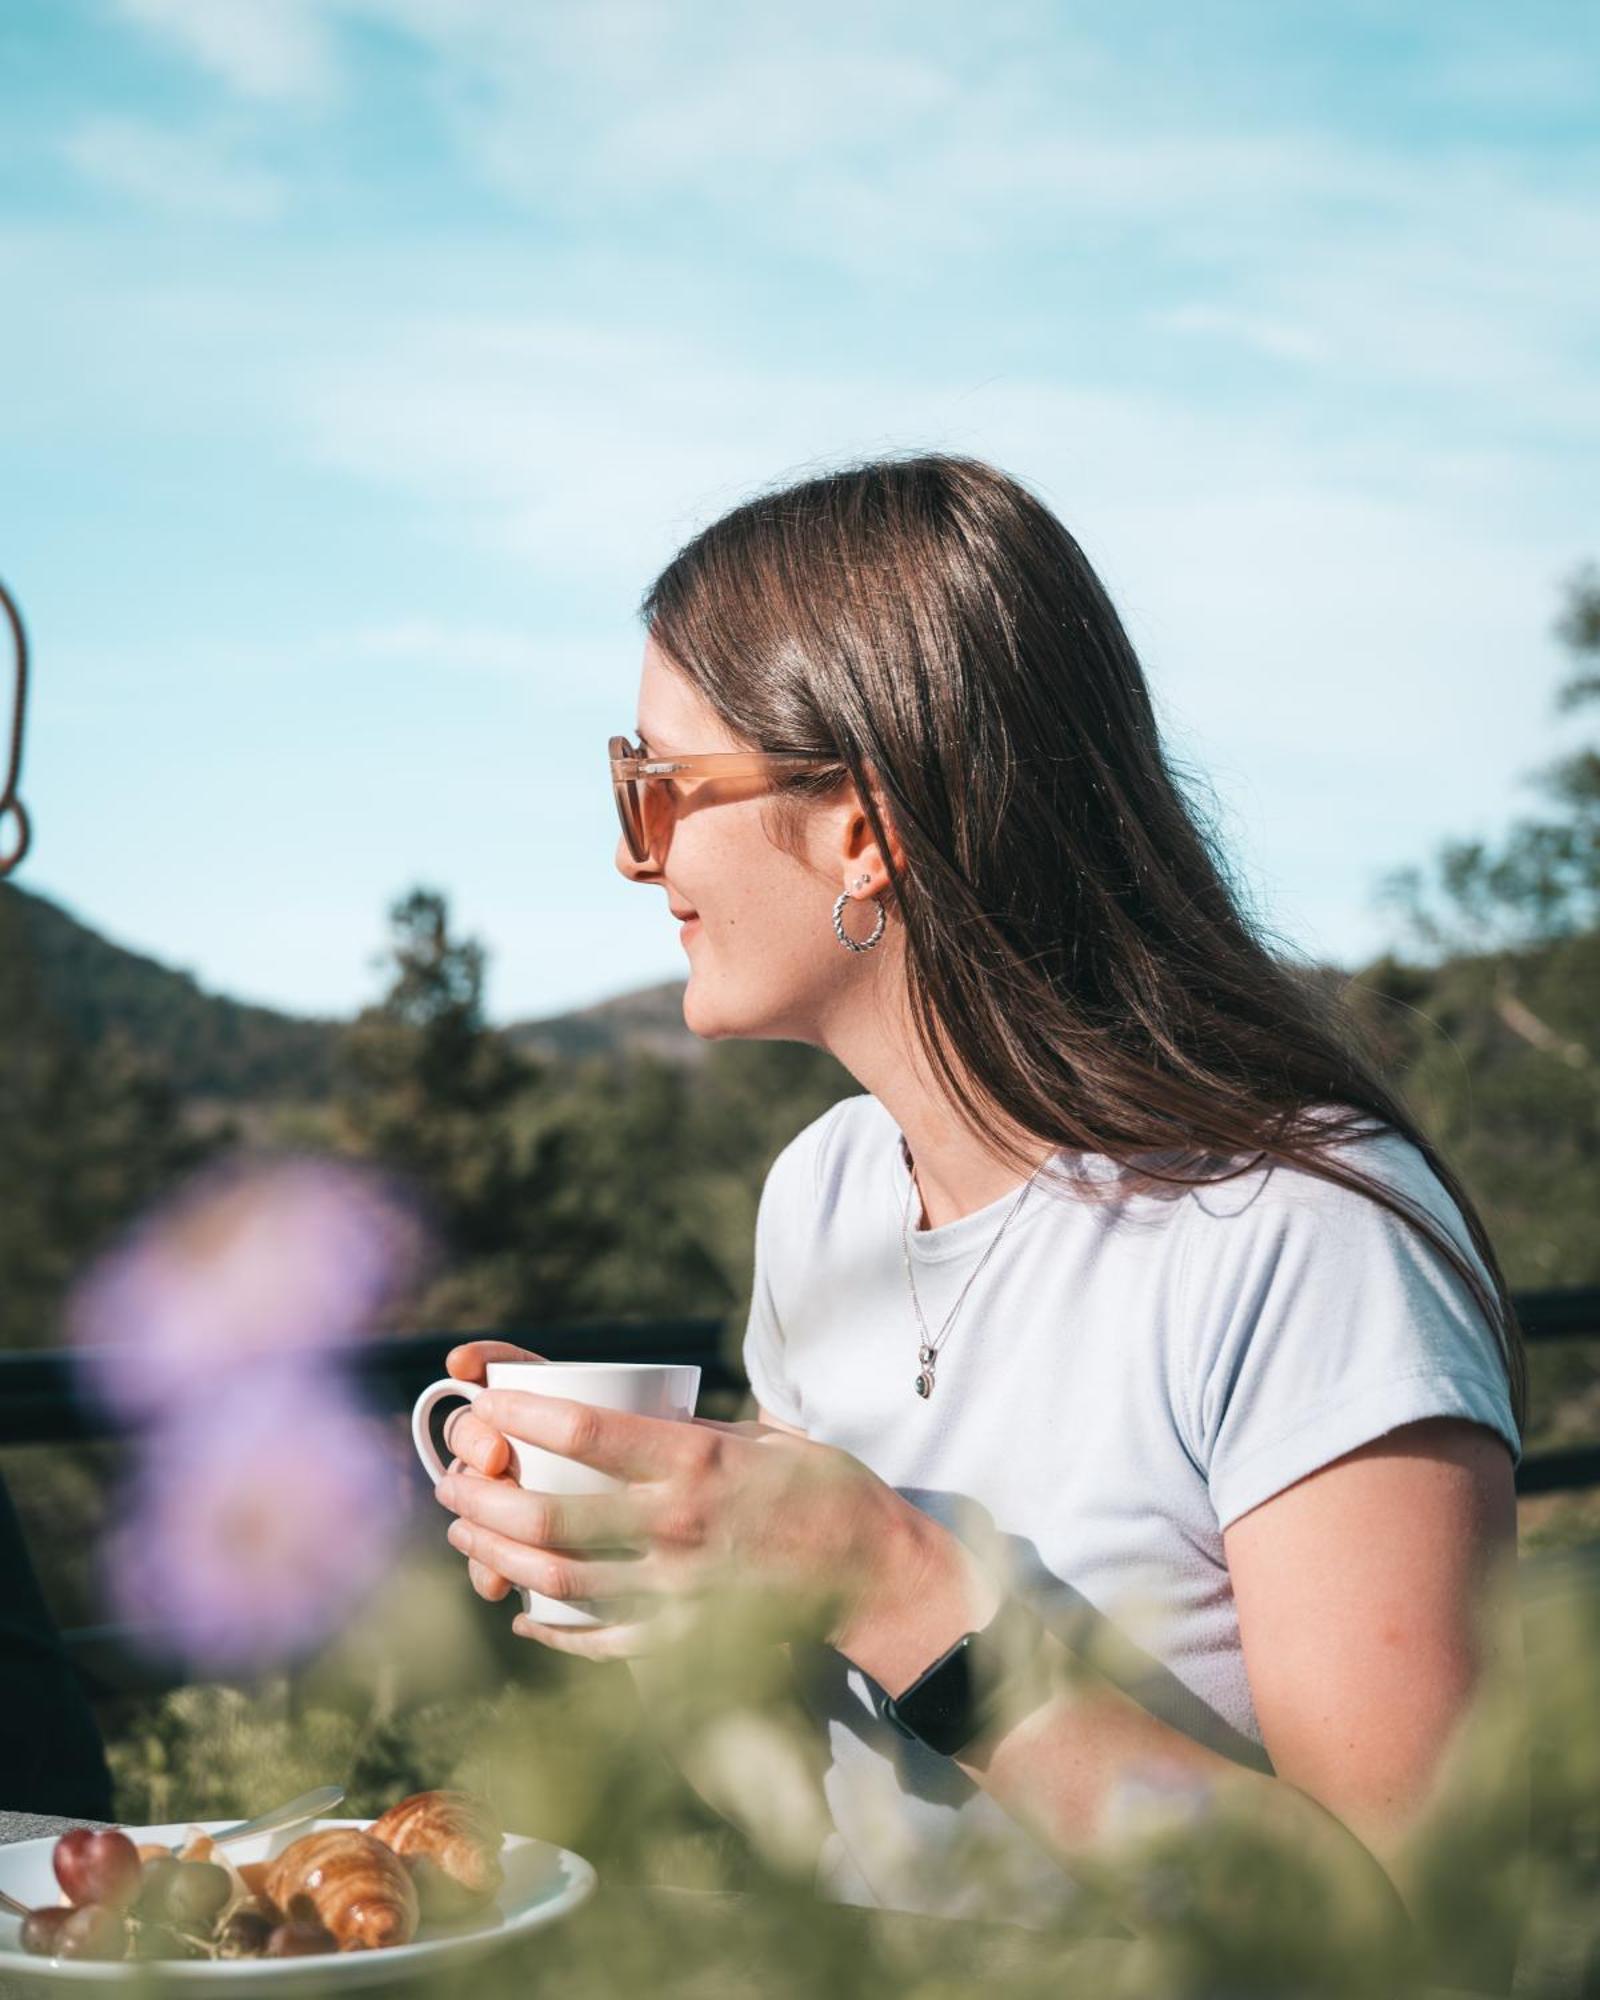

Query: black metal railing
[0,1318,742,1449]
[1507,1287,1600,1496]
[1,1291,1595,1694]
[3,1292,1593,1470]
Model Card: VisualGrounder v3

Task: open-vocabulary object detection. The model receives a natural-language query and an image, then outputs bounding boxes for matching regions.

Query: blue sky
[2,0,1596,1022]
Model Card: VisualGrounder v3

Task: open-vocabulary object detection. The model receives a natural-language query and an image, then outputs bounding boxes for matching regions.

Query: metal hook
[0,579,31,878]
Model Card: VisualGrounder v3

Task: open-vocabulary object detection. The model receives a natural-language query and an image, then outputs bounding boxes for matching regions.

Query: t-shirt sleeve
[1180,1135,1522,1534]
[740,1140,809,1431]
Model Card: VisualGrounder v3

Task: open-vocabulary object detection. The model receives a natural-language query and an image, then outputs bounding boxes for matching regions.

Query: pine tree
[334,888,536,1285]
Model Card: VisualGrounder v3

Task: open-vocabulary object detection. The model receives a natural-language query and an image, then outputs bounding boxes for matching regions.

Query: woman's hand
[433,1342,968,1665]
[439,1341,544,1607]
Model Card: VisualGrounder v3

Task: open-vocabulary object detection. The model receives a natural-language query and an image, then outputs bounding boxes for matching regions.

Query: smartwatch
[878,1594,1054,1759]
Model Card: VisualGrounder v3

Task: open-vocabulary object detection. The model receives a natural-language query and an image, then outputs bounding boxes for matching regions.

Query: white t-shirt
[741,1093,1522,1925]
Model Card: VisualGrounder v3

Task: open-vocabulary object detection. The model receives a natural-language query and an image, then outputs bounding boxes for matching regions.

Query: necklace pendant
[918,1344,936,1367]
[915,1365,935,1400]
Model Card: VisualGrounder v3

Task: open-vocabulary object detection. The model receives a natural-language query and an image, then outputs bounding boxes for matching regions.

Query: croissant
[367,1789,504,1919]
[265,1829,419,1951]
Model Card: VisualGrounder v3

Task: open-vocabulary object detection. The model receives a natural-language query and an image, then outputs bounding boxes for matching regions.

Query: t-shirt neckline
[887,1128,1078,1266]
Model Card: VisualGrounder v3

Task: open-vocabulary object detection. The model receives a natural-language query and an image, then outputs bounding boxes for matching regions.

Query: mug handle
[411,1378,481,1484]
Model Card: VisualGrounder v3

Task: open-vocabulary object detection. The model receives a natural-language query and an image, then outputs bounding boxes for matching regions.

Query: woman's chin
[680,974,730,1041]
[681,973,768,1043]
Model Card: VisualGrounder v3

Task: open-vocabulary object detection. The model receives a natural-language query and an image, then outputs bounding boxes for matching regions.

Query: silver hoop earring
[833,883,886,953]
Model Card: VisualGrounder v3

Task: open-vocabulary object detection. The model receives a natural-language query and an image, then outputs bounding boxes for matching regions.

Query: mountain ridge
[3,881,696,1097]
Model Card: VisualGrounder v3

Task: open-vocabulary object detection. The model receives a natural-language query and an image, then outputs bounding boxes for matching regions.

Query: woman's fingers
[436,1472,650,1553]
[445,1408,513,1478]
[512,1595,698,1660]
[510,1616,661,1661]
[446,1479,515,1601]
[445,1516,655,1605]
[471,1390,685,1480]
[441,1346,548,1473]
[445,1341,546,1384]
[467,1557,513,1603]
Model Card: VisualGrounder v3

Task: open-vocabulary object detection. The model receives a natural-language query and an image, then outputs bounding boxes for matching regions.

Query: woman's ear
[838,785,905,898]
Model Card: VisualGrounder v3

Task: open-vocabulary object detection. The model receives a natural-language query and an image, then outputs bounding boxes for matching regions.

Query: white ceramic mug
[411,1360,701,1628]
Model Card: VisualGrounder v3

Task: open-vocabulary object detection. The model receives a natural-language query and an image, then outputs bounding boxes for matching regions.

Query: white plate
[0,1817,597,1992]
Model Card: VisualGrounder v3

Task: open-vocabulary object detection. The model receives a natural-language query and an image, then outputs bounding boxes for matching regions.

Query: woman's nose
[614,835,662,885]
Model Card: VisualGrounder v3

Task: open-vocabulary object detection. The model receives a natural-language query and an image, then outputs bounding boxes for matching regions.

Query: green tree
[332,886,855,1336]
[0,884,212,1348]
[333,888,537,1320]
[1382,564,1600,954]
[1343,567,1600,1446]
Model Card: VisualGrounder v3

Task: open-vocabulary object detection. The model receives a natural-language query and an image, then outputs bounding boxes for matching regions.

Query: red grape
[216,1900,279,1959]
[52,1827,142,1910]
[19,1905,70,1957]
[55,1904,128,1961]
[265,1918,337,1956]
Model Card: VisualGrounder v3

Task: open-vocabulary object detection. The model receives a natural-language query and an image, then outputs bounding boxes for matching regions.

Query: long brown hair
[641,453,1527,1438]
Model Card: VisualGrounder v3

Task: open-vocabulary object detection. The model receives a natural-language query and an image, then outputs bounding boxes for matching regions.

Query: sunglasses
[608,735,839,864]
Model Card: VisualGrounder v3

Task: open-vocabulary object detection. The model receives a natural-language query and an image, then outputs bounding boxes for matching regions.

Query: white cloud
[64,117,285,221]
[115,0,336,104]
[1423,37,1600,114]
[1156,304,1331,367]
[298,318,825,584]
[340,621,546,679]
[295,312,1569,798]
[100,3,1600,422]
[353,6,1600,436]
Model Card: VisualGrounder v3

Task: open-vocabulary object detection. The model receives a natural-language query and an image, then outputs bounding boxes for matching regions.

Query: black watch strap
[878,1594,1054,1759]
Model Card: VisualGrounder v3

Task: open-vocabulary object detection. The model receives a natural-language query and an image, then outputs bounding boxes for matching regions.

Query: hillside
[506,979,697,1066]
[5,883,342,1102]
[8,882,1597,1302]
[3,881,697,1097]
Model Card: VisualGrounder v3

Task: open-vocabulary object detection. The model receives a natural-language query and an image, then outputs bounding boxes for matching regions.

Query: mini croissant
[266,1828,419,1951]
[368,1789,504,1918]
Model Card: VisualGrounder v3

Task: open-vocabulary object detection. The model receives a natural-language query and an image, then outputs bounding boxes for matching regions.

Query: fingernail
[447,1521,472,1554]
[434,1477,456,1506]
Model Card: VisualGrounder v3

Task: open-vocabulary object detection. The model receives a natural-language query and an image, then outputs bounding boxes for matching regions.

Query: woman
[434,455,1527,1966]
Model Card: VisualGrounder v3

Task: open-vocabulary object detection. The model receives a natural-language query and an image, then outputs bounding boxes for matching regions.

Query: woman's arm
[844,1415,1526,1990]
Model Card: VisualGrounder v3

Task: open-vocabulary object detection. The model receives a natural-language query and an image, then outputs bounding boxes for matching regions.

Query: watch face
[881,1597,1053,1759]
[887,1634,981,1758]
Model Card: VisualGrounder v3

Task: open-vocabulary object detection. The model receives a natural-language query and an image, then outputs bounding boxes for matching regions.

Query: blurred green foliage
[91,1543,1600,1997]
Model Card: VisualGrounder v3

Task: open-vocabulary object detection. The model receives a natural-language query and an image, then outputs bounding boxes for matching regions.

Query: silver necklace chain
[900,1144,1052,1401]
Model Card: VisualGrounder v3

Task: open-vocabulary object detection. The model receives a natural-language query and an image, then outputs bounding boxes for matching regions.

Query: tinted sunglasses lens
[638,781,675,860]
[609,738,647,860]
[615,779,646,860]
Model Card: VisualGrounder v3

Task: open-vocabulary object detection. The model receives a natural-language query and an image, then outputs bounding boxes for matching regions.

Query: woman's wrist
[833,1496,1004,1697]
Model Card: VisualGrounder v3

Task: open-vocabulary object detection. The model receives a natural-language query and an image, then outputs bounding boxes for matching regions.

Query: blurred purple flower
[67,1152,432,1422]
[106,1369,409,1673]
